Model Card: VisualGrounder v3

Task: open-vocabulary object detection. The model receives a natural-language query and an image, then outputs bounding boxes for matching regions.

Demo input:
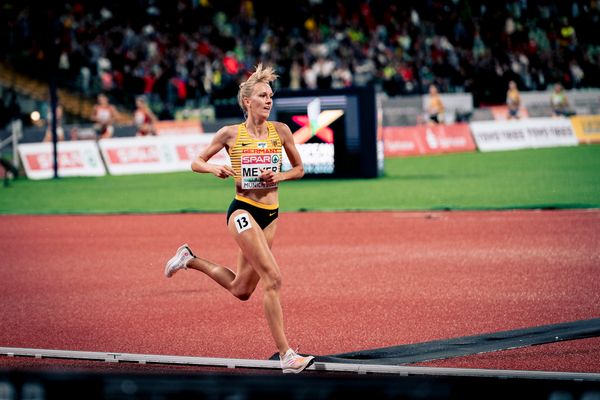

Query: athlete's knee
[263,271,282,292]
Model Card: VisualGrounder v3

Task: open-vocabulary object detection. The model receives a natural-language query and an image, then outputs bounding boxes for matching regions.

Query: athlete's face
[246,83,273,119]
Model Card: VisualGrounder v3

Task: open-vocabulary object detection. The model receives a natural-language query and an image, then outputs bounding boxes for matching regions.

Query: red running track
[1,210,599,373]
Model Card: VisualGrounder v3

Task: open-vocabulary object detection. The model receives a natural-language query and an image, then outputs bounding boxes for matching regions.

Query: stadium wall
[12,115,594,179]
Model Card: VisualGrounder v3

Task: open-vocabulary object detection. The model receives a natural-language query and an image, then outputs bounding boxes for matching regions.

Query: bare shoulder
[215,124,239,142]
[271,121,291,133]
[271,121,293,142]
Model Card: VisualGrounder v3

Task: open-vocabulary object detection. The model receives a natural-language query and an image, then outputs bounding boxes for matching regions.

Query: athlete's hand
[210,164,235,179]
[259,169,281,184]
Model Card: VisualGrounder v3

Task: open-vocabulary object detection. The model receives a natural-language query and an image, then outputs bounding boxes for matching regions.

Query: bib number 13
[234,213,252,233]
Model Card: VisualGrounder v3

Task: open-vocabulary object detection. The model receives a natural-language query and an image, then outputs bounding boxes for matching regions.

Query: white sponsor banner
[18,140,106,180]
[470,118,578,152]
[99,134,229,175]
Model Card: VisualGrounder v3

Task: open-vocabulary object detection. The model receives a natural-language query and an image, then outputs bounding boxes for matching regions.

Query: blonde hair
[237,64,278,115]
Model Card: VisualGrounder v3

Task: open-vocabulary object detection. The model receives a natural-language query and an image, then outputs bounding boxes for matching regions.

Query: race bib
[240,148,281,190]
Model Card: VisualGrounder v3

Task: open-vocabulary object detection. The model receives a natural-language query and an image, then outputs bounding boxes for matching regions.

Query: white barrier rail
[2,347,600,381]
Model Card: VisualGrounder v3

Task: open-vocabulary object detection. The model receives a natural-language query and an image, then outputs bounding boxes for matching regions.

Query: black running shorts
[226,195,279,230]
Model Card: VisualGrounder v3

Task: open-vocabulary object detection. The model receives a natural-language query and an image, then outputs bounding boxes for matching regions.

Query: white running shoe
[164,244,195,278]
[280,349,315,374]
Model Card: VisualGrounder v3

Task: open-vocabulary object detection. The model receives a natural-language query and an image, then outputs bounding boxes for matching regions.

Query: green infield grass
[1,145,599,214]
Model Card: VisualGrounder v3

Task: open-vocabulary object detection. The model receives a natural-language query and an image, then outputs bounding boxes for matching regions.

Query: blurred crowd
[1,0,600,117]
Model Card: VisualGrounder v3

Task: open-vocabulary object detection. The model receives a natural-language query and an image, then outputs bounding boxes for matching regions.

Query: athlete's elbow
[191,159,205,173]
[296,165,305,179]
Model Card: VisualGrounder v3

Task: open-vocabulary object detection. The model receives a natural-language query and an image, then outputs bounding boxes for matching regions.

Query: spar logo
[107,146,160,164]
[241,154,273,164]
[26,151,84,171]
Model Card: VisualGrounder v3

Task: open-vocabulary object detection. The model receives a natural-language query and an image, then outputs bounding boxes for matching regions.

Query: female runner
[506,80,521,119]
[164,64,314,374]
[92,94,117,139]
[426,84,445,125]
[133,96,158,136]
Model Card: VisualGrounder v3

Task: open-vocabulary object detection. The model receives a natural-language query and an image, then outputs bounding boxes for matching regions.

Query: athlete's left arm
[260,122,304,184]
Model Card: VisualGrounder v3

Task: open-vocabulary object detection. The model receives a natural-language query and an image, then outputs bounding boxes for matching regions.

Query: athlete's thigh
[227,209,280,280]
[231,217,278,291]
[263,219,278,248]
[232,250,260,292]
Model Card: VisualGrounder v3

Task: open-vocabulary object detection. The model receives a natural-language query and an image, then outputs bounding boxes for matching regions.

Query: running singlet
[95,106,112,124]
[134,109,150,126]
[229,122,282,190]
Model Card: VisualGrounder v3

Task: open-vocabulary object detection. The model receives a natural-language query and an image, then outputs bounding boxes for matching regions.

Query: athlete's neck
[245,117,268,139]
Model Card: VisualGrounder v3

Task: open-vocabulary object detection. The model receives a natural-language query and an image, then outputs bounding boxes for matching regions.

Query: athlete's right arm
[191,126,236,179]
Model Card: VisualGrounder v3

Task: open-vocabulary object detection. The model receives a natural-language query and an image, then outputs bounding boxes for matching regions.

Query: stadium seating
[0,1,599,123]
